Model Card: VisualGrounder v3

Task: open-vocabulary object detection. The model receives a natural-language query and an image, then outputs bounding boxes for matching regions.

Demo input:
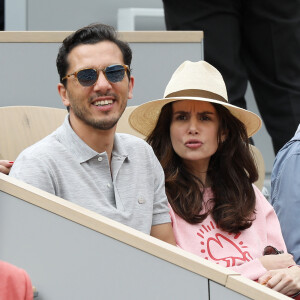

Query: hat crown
[164,61,228,102]
[129,60,261,138]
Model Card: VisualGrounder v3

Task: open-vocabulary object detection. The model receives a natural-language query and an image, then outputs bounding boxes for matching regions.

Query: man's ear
[128,76,134,100]
[58,83,70,108]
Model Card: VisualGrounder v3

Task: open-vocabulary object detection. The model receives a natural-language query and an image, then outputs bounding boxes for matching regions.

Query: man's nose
[93,71,112,92]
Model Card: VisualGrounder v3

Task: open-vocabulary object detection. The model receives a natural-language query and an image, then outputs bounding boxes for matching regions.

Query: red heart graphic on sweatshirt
[206,233,252,267]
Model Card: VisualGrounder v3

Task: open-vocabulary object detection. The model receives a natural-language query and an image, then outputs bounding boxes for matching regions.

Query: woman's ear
[220,131,227,143]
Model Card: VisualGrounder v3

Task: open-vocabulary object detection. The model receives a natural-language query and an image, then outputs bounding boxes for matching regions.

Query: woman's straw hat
[129,60,261,137]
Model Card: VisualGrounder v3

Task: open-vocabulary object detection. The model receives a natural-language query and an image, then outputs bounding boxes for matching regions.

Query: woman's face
[170,100,223,173]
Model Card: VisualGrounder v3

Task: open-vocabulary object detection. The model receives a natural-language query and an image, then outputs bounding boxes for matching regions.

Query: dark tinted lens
[77,69,98,86]
[105,65,126,83]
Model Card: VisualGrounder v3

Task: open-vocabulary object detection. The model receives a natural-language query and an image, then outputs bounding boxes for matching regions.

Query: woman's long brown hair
[147,102,258,234]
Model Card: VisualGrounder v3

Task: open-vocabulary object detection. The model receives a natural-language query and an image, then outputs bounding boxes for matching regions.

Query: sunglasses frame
[62,64,130,86]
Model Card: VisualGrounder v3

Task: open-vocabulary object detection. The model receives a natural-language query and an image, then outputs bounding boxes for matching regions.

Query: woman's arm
[230,186,292,280]
[259,253,295,270]
[0,160,13,174]
[229,254,295,281]
[258,266,300,297]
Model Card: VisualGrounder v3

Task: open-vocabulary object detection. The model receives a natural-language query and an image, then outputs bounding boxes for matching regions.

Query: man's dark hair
[56,23,132,86]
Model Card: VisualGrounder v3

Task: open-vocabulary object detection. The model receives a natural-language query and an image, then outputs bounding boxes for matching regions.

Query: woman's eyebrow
[173,110,189,115]
[197,111,214,115]
[173,110,215,115]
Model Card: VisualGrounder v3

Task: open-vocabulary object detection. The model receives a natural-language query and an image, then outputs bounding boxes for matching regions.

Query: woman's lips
[185,139,203,148]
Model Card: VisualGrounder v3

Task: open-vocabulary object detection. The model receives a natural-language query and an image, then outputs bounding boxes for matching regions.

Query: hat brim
[129,97,262,137]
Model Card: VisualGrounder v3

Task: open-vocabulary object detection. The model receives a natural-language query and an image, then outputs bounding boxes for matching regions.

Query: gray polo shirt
[10,116,170,234]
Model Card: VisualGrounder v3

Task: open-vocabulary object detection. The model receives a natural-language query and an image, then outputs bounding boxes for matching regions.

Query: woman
[129,61,300,297]
[0,160,13,174]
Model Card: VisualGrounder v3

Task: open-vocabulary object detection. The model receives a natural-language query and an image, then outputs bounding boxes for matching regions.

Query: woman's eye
[200,115,211,121]
[176,115,187,120]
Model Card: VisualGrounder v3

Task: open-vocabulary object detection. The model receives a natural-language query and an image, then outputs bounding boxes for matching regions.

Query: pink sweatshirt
[169,185,287,280]
[0,260,33,300]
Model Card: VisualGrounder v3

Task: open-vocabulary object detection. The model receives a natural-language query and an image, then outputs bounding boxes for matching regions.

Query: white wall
[5,0,165,31]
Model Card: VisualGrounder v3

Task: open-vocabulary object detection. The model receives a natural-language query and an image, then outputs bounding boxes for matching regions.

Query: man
[0,0,4,31]
[10,23,175,244]
[271,124,300,264]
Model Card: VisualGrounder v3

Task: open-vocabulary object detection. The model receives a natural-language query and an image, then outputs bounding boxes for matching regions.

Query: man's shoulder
[115,133,157,163]
[17,130,62,159]
[116,133,150,148]
[275,136,300,166]
[271,129,300,191]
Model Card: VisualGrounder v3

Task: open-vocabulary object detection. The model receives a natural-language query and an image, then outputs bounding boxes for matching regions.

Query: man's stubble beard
[70,94,127,130]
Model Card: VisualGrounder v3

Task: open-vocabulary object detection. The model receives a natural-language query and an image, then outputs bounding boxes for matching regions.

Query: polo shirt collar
[60,115,99,163]
[112,134,129,161]
[60,115,129,163]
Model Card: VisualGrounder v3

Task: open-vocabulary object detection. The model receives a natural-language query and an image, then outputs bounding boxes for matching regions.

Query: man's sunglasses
[62,64,130,87]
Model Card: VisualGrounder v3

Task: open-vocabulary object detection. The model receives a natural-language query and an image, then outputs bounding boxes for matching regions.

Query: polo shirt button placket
[138,197,145,204]
[98,156,103,162]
